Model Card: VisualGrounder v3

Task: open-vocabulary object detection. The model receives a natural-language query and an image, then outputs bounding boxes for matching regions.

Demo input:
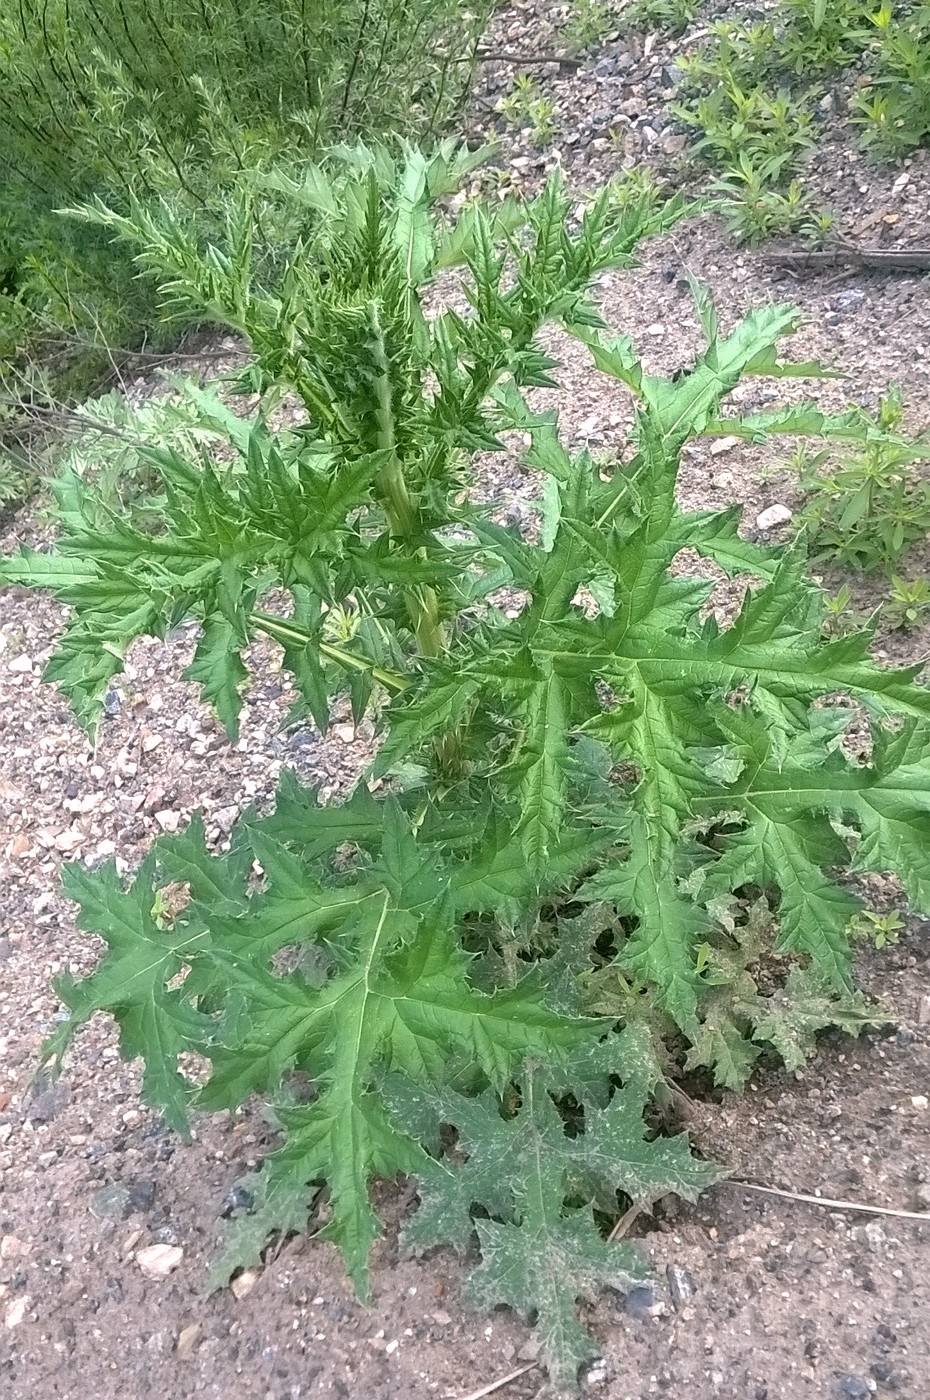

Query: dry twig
[608,1201,642,1242]
[726,1179,930,1222]
[451,1361,538,1400]
[764,246,930,274]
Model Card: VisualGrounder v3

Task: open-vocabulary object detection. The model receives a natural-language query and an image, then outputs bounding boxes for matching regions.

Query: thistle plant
[4,144,930,1388]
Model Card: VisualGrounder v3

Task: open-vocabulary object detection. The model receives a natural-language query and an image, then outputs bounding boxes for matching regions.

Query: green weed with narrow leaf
[820,584,866,638]
[563,0,700,51]
[849,908,905,949]
[5,145,930,1389]
[795,388,930,572]
[884,576,930,630]
[673,0,930,246]
[0,455,30,509]
[774,0,871,74]
[852,2,930,157]
[710,157,833,244]
[496,75,558,145]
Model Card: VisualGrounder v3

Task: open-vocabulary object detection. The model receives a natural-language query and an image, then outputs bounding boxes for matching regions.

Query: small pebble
[136,1244,184,1279]
[4,1297,27,1328]
[127,1179,156,1214]
[585,1359,609,1387]
[176,1322,201,1359]
[830,289,866,314]
[27,1084,70,1124]
[838,1377,870,1400]
[666,1264,697,1309]
[230,1268,259,1300]
[90,1184,132,1221]
[756,503,793,531]
[624,1284,657,1319]
[220,1185,255,1218]
[0,1235,31,1261]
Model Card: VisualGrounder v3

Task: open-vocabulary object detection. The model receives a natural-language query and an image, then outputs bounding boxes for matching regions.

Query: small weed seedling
[849,908,905,949]
[4,146,930,1389]
[622,0,700,33]
[774,0,871,74]
[821,583,863,637]
[564,0,699,49]
[496,74,558,144]
[796,388,930,572]
[852,2,930,158]
[674,0,930,244]
[710,155,832,244]
[884,575,930,631]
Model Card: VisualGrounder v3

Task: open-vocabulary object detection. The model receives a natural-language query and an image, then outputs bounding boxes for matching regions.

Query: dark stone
[27,1083,71,1123]
[623,1284,657,1319]
[127,1179,157,1213]
[830,288,866,314]
[90,1184,132,1221]
[103,687,122,718]
[0,939,12,962]
[154,1223,180,1246]
[593,57,617,77]
[221,1185,255,1218]
[660,260,679,284]
[287,728,318,753]
[838,1378,870,1400]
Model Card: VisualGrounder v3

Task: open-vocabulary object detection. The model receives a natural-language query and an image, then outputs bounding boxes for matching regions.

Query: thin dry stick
[726,1179,930,1222]
[608,1201,642,1242]
[453,1362,538,1400]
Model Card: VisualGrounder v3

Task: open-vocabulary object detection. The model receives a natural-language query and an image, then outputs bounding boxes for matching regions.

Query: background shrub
[0,0,490,407]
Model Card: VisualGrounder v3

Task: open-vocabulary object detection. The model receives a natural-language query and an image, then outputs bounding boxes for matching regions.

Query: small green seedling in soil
[773,0,871,74]
[622,0,700,34]
[675,81,817,169]
[710,156,832,243]
[821,584,863,638]
[796,387,930,572]
[496,74,558,144]
[676,20,780,90]
[5,143,930,1390]
[849,908,905,949]
[562,0,617,52]
[884,576,930,631]
[564,0,699,48]
[852,2,930,158]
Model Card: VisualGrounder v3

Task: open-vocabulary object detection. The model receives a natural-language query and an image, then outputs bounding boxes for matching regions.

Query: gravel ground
[2,4,929,1397]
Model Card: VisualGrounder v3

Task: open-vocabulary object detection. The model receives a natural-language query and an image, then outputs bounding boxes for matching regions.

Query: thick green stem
[367,301,417,540]
[251,610,410,693]
[366,302,446,660]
